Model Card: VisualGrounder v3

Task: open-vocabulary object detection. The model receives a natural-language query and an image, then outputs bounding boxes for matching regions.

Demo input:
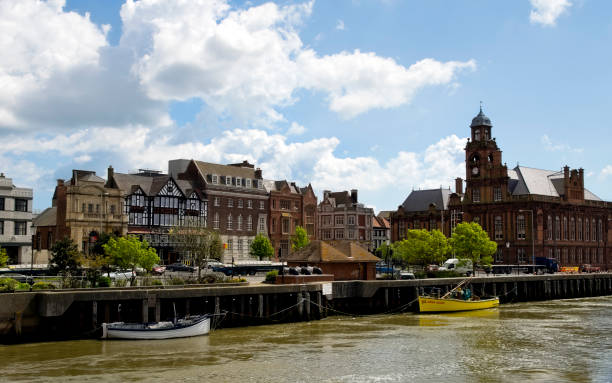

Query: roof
[470,107,492,127]
[400,188,451,212]
[194,160,260,180]
[72,170,105,183]
[286,241,380,263]
[33,207,57,227]
[372,216,390,229]
[112,172,198,197]
[509,166,602,201]
[264,180,300,194]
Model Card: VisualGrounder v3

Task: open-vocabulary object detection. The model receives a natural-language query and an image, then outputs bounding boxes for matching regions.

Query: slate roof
[72,170,104,183]
[372,216,390,229]
[286,240,380,263]
[508,166,602,201]
[194,160,259,180]
[400,188,451,212]
[264,180,300,194]
[33,207,57,227]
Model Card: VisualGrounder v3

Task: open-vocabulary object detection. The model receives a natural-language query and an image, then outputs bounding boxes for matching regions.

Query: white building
[0,173,33,264]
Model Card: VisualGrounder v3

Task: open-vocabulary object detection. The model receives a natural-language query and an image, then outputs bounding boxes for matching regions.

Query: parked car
[152,265,166,275]
[580,264,600,273]
[399,271,416,280]
[165,263,196,272]
[426,264,440,272]
[108,270,136,280]
[0,272,34,284]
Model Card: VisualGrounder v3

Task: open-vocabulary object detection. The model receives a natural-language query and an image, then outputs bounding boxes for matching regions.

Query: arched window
[247,215,253,231]
[547,216,553,240]
[598,219,603,242]
[562,217,568,240]
[570,217,575,241]
[227,214,233,230]
[577,218,583,241]
[237,215,243,231]
[592,219,596,242]
[585,218,590,241]
[517,215,526,240]
[474,129,481,141]
[213,213,219,229]
[494,216,503,240]
[554,216,560,240]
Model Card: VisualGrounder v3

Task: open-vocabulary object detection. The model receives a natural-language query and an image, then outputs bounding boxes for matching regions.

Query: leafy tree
[79,252,112,287]
[449,222,496,273]
[291,226,310,251]
[393,229,450,266]
[103,236,159,285]
[49,237,81,277]
[0,246,8,268]
[171,226,224,281]
[250,233,274,260]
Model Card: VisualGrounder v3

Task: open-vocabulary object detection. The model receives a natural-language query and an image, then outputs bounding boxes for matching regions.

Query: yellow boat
[418,296,499,313]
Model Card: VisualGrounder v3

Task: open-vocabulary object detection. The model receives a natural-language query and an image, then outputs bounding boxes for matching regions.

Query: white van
[439,258,473,276]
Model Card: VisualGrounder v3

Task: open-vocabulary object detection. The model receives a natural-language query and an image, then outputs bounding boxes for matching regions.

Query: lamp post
[519,209,535,273]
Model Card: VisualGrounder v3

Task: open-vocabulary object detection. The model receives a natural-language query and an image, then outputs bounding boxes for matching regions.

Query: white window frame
[236,177,242,187]
[226,176,232,186]
[246,179,252,188]
[212,174,218,184]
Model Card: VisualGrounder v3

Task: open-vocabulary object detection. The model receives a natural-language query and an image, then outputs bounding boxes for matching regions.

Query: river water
[1,296,611,382]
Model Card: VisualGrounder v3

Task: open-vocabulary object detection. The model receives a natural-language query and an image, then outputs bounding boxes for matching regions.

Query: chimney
[323,190,331,200]
[564,165,570,179]
[455,177,463,194]
[254,168,262,179]
[579,168,584,188]
[107,165,114,182]
[351,189,358,203]
[57,179,64,187]
[0,173,4,178]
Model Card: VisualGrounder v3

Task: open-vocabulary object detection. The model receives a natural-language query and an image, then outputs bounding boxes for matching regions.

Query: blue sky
[1,0,611,213]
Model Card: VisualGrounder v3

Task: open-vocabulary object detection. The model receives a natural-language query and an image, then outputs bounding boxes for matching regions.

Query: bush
[264,270,278,283]
[429,270,463,278]
[32,282,56,290]
[114,279,128,287]
[17,282,31,290]
[227,277,247,283]
[169,277,185,285]
[0,277,18,292]
[151,279,163,286]
[98,276,111,287]
[414,271,427,279]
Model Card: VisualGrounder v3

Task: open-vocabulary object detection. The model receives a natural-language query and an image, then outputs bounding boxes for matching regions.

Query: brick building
[391,108,612,270]
[265,180,317,260]
[390,188,453,242]
[170,159,268,263]
[33,170,127,262]
[317,190,374,249]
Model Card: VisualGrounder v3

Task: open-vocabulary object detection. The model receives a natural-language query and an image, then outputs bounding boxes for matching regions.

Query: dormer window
[212,174,218,184]
[236,177,242,187]
[246,179,252,188]
[225,176,232,186]
[258,180,263,189]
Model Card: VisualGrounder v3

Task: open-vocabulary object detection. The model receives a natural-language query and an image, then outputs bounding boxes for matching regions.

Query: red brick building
[265,180,317,260]
[317,190,374,250]
[392,108,612,270]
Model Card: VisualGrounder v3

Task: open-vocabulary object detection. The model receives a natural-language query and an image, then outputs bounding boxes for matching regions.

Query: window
[227,214,233,230]
[212,174,218,184]
[570,218,575,241]
[88,204,93,213]
[348,215,355,225]
[282,218,290,234]
[213,213,219,229]
[110,205,116,214]
[14,221,26,235]
[562,248,568,264]
[247,239,252,250]
[259,201,264,210]
[294,201,300,210]
[555,248,561,262]
[0,221,3,235]
[599,248,604,264]
[517,248,526,263]
[247,215,253,231]
[555,216,560,240]
[280,200,290,210]
[246,179,252,188]
[335,215,344,225]
[238,199,243,208]
[96,204,100,213]
[598,219,603,242]
[474,129,481,141]
[237,215,243,231]
[472,188,480,203]
[15,199,27,212]
[227,199,233,208]
[592,219,596,242]
[0,197,4,210]
[227,239,233,251]
[493,187,502,202]
[335,229,344,239]
[585,218,589,241]
[82,203,86,213]
[348,230,354,239]
[547,216,553,240]
[258,180,263,189]
[570,248,575,264]
[563,217,568,240]
[517,215,526,240]
[225,176,232,186]
[494,216,503,240]
[429,218,436,231]
[322,216,332,226]
[237,239,243,252]
[247,200,252,209]
[258,217,265,232]
[236,177,242,187]
[578,218,583,241]
[271,218,276,233]
[495,249,503,263]
[577,248,583,264]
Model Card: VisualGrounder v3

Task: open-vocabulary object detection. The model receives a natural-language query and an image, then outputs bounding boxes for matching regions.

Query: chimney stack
[57,179,64,187]
[351,189,358,203]
[254,168,262,179]
[455,177,463,194]
[323,190,331,200]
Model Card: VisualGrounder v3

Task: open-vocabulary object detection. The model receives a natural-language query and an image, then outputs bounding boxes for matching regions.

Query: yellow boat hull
[418,296,499,312]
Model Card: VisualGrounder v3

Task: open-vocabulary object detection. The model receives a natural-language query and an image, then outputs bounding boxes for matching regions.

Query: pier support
[141,299,148,323]
[258,294,264,318]
[92,301,97,328]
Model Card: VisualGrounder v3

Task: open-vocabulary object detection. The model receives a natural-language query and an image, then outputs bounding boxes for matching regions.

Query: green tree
[103,236,160,285]
[49,237,81,277]
[429,229,451,265]
[78,251,112,287]
[0,246,8,268]
[171,226,224,281]
[393,229,450,266]
[250,233,274,260]
[291,226,310,251]
[449,222,496,273]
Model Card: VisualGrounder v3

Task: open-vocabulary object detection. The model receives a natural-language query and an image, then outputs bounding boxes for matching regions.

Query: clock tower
[464,107,509,204]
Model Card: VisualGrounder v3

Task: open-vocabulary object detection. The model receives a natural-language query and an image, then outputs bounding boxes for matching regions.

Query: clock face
[472,167,479,175]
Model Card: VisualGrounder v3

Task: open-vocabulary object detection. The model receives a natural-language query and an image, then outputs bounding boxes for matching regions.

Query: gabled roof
[264,179,300,194]
[112,172,199,198]
[33,207,57,227]
[286,241,380,263]
[373,216,390,229]
[72,170,104,183]
[509,166,602,201]
[400,188,451,212]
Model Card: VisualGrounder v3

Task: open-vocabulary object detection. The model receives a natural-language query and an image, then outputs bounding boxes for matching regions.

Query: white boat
[101,314,211,340]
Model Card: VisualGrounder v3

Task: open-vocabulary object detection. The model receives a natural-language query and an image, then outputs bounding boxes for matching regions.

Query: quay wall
[0,273,611,343]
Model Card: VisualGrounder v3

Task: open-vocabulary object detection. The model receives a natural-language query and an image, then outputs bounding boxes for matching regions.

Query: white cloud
[541,134,583,153]
[336,19,345,30]
[529,0,572,27]
[287,122,306,135]
[600,165,612,179]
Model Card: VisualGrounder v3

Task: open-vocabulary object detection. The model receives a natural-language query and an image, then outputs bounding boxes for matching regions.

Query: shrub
[32,282,56,290]
[17,282,31,290]
[227,277,246,283]
[264,270,278,283]
[430,270,462,278]
[0,278,18,292]
[114,279,128,287]
[98,276,111,287]
[169,277,185,285]
[414,271,427,279]
[151,279,163,286]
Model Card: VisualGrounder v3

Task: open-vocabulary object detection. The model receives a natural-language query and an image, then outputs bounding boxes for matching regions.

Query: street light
[519,209,535,273]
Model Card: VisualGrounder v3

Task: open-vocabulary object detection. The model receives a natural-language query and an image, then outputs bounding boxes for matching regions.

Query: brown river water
[1,296,611,382]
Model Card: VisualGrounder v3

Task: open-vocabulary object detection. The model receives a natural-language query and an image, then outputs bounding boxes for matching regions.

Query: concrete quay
[0,273,611,343]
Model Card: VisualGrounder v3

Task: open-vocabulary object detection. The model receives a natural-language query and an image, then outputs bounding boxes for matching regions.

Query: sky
[1,0,611,213]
